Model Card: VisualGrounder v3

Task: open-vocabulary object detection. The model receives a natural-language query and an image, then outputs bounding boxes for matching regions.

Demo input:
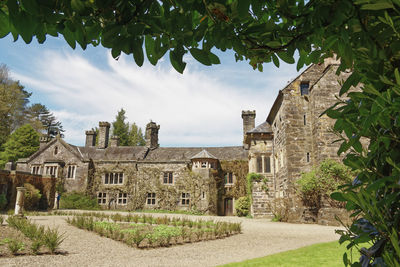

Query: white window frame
[146,192,156,205]
[104,172,124,185]
[66,165,77,179]
[98,192,107,205]
[163,172,173,184]
[31,165,41,175]
[117,193,128,205]
[181,192,190,206]
[45,164,58,177]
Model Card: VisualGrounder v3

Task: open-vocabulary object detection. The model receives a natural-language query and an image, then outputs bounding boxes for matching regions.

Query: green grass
[221,241,360,267]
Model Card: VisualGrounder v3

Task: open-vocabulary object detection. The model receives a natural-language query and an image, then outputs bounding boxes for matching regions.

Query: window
[104,172,124,185]
[304,114,306,125]
[202,191,206,200]
[45,165,58,177]
[264,157,271,173]
[225,173,233,185]
[181,193,190,206]
[306,152,310,163]
[31,165,41,175]
[146,193,156,205]
[163,172,173,184]
[98,192,107,205]
[66,165,76,178]
[256,156,263,173]
[54,146,58,155]
[300,82,310,96]
[117,193,127,205]
[201,162,207,168]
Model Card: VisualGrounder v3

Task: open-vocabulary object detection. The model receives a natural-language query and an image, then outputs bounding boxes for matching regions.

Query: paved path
[0,212,341,267]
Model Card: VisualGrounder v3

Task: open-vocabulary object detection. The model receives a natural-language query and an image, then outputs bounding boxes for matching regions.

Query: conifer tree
[112,108,130,146]
[129,123,146,146]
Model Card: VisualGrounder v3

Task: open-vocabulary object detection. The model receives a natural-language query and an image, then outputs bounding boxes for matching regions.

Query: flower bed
[66,213,241,249]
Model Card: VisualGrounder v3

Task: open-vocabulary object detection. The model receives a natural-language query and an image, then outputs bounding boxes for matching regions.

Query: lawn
[222,241,360,267]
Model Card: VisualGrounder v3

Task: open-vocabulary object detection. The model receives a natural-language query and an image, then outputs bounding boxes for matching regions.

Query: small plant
[30,239,42,254]
[4,238,25,255]
[42,227,65,254]
[0,215,4,225]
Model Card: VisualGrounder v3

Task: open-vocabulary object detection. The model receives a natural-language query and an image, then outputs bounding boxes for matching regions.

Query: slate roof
[72,146,149,161]
[190,149,217,160]
[144,146,248,162]
[247,121,272,133]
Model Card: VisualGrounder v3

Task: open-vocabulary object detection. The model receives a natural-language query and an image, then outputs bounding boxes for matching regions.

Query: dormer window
[300,82,310,96]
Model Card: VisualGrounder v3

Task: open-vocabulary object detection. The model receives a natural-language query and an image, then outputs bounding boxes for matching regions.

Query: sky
[0,34,302,147]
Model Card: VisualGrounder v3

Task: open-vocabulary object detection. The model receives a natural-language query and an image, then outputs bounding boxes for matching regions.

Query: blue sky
[0,34,302,147]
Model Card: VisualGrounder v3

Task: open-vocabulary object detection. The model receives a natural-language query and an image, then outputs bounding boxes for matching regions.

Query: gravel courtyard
[0,212,341,267]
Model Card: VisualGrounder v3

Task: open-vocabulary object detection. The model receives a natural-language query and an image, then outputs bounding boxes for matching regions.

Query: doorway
[224,198,233,216]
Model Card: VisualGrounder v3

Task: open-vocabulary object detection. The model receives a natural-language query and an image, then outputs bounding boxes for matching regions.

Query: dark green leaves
[189,48,220,66]
[0,10,10,38]
[170,48,186,74]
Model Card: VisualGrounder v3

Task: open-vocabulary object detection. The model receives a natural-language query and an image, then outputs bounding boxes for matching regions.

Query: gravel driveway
[0,211,341,267]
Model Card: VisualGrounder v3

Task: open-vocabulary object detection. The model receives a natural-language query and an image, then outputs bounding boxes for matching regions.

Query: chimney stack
[110,136,119,147]
[85,130,96,147]
[242,110,256,147]
[39,135,50,149]
[145,121,160,149]
[98,122,110,149]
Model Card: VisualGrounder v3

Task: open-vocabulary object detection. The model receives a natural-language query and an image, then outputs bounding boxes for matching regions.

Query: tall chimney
[145,121,160,149]
[110,136,119,147]
[85,130,96,147]
[98,122,110,149]
[39,135,50,149]
[242,110,256,146]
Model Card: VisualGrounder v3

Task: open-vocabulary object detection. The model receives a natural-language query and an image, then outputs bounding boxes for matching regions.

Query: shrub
[296,159,355,208]
[59,192,99,210]
[235,196,250,217]
[24,183,42,211]
[0,193,7,210]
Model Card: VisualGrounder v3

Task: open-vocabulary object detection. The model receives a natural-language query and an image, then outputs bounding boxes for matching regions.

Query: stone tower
[242,110,256,147]
[145,121,160,149]
[98,122,110,149]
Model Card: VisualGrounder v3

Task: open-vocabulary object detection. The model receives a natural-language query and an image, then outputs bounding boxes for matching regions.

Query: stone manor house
[12,58,349,221]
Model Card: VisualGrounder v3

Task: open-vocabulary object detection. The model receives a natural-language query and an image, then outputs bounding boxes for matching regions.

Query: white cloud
[12,50,300,147]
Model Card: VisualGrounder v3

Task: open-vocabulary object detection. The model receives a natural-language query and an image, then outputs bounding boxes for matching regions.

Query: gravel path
[0,211,341,267]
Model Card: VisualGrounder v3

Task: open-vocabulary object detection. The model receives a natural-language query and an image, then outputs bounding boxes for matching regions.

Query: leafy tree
[27,103,64,138]
[112,108,130,146]
[0,124,39,168]
[2,1,400,265]
[0,64,31,148]
[129,122,145,146]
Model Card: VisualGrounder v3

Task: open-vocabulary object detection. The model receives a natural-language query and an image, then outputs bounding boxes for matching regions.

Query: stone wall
[0,170,56,210]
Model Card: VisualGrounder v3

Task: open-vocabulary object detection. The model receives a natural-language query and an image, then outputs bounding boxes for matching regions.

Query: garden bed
[66,213,241,249]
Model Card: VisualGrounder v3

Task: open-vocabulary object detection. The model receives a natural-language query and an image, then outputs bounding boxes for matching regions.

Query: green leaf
[145,35,157,65]
[0,10,10,38]
[169,49,186,74]
[277,52,295,64]
[71,0,86,13]
[395,68,400,85]
[208,51,220,65]
[237,0,250,18]
[189,48,211,66]
[132,39,144,67]
[360,2,394,10]
[111,48,121,59]
[340,72,361,96]
[272,54,280,68]
[63,27,76,49]
[331,192,346,202]
[20,0,40,15]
